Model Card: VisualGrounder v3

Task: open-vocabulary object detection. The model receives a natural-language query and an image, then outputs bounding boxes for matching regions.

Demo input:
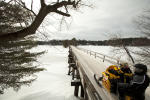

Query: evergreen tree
[71,38,77,46]
[0,0,33,33]
[0,39,45,94]
[62,40,69,48]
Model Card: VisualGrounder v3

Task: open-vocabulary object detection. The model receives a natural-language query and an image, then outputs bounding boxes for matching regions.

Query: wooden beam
[71,79,81,86]
[74,86,79,97]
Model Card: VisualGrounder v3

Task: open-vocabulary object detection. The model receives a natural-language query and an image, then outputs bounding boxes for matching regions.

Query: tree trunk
[27,6,49,34]
[123,45,135,64]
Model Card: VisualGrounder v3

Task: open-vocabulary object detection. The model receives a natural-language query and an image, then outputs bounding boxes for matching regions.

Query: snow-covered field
[0,45,149,100]
[0,46,79,100]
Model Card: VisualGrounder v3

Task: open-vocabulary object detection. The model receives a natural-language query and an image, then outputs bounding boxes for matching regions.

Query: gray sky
[26,0,150,40]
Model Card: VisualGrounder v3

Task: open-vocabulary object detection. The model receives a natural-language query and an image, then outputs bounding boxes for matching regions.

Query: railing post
[74,85,79,97]
[117,60,119,64]
[72,65,77,80]
[81,84,84,98]
[103,56,105,62]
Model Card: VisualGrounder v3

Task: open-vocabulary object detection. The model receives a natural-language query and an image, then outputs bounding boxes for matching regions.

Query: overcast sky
[26,0,150,40]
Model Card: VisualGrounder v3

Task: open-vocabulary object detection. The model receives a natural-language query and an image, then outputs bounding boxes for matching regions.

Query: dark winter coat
[118,74,150,100]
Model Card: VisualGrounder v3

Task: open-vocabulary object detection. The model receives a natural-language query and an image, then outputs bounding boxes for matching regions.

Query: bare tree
[133,10,150,65]
[0,0,84,40]
[108,34,135,65]
[132,47,150,65]
[135,10,150,37]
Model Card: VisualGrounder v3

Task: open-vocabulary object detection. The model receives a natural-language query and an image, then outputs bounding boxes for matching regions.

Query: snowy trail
[0,46,79,100]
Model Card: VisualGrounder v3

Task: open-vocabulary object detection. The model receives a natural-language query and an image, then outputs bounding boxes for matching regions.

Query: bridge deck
[71,46,150,100]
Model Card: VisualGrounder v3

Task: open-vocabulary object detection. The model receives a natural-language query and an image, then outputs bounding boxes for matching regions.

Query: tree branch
[46,1,81,17]
[55,10,70,17]
[31,0,33,11]
[40,0,46,8]
[52,1,75,9]
[123,45,135,64]
[16,0,37,16]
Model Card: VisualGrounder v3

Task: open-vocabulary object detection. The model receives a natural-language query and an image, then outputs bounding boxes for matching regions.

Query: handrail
[77,47,150,74]
[77,47,134,67]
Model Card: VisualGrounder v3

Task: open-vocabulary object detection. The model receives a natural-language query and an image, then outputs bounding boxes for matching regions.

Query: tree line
[37,37,150,47]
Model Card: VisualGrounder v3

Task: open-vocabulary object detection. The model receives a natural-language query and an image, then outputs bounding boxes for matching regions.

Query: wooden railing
[77,47,150,74]
[69,46,104,100]
[77,47,134,66]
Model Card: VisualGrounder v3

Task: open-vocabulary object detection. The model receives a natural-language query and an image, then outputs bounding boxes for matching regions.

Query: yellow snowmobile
[94,65,133,100]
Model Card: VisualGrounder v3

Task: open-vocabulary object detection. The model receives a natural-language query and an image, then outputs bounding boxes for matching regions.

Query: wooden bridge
[67,46,150,100]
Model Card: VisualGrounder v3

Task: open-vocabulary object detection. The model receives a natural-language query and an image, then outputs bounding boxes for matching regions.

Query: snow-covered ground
[0,46,79,100]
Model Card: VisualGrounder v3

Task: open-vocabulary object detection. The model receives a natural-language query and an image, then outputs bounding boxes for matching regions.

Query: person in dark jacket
[119,63,132,83]
[106,63,132,94]
[118,63,150,100]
